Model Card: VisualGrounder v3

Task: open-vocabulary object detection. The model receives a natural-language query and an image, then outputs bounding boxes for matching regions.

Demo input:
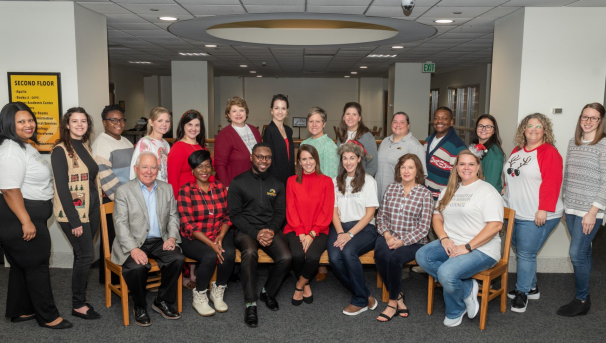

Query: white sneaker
[209,282,228,313]
[193,289,215,317]
[443,310,466,327]
[464,280,479,319]
[412,266,427,274]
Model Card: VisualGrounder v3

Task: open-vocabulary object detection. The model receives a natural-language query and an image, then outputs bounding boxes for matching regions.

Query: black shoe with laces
[152,298,181,320]
[511,291,528,313]
[260,291,279,311]
[244,306,258,328]
[508,286,540,300]
[133,306,151,327]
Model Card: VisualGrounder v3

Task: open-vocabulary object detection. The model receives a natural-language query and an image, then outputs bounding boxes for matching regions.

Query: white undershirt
[429,136,444,152]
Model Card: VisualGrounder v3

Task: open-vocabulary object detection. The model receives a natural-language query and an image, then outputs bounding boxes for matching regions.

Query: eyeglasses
[581,116,600,123]
[526,124,543,130]
[104,118,127,124]
[253,154,272,162]
[477,124,494,131]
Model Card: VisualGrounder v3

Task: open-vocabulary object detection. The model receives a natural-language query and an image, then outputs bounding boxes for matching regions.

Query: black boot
[557,295,590,317]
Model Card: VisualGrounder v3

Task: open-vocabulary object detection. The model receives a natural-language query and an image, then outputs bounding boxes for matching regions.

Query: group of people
[0,95,604,329]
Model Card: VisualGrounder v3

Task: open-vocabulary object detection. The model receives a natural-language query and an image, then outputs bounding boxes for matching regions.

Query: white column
[171,61,214,138]
[490,7,606,272]
[0,1,109,267]
[388,63,431,139]
[144,75,160,117]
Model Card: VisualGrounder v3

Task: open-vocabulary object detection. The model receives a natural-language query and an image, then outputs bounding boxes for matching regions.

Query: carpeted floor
[1,229,606,342]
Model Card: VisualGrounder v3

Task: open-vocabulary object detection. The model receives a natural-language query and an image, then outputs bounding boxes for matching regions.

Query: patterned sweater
[92,133,134,200]
[562,138,606,219]
[424,127,466,199]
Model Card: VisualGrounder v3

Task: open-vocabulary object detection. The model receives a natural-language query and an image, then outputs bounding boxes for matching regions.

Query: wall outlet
[552,108,563,114]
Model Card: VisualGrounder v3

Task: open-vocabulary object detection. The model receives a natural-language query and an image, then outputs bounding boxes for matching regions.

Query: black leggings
[286,232,328,280]
[0,197,60,324]
[179,230,236,291]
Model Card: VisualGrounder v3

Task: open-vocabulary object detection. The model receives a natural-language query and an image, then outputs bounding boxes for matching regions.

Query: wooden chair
[372,126,378,131]
[427,207,515,330]
[101,202,183,326]
[261,124,269,137]
[217,124,222,132]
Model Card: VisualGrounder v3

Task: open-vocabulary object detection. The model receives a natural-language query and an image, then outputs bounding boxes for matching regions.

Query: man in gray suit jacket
[111,151,184,326]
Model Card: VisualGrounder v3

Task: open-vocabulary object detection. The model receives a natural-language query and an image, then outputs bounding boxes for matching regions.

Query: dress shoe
[259,291,279,311]
[11,314,36,323]
[292,286,303,306]
[72,303,101,320]
[557,295,591,317]
[152,298,181,320]
[303,284,313,304]
[244,306,258,328]
[133,306,151,327]
[38,319,73,329]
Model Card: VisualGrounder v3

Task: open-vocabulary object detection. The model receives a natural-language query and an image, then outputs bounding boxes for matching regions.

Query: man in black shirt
[228,142,291,328]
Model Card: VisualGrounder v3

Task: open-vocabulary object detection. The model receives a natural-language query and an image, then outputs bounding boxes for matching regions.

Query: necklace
[197,185,215,216]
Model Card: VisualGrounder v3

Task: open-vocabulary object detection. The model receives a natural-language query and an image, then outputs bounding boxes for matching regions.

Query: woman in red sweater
[167,110,208,198]
[214,97,261,187]
[284,145,334,306]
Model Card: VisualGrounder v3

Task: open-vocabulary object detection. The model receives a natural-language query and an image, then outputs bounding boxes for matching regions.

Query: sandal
[303,283,313,304]
[292,286,304,306]
[398,292,410,318]
[376,305,397,322]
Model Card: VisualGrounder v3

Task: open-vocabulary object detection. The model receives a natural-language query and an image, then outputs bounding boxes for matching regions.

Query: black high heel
[303,283,313,304]
[292,286,304,306]
[397,292,409,318]
[376,305,397,322]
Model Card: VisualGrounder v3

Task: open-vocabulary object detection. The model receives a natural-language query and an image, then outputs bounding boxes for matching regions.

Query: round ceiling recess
[168,13,436,48]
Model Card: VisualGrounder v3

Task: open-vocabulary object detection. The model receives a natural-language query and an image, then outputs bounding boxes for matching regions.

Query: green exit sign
[423,62,435,73]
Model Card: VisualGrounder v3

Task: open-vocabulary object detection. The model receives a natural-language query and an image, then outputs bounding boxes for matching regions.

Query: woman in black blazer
[263,94,295,185]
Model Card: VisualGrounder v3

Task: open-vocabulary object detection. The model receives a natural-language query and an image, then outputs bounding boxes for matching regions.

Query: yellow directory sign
[8,72,62,153]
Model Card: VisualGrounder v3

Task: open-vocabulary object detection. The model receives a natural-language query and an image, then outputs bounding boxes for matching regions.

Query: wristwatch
[347,232,354,239]
[310,231,317,239]
[465,243,472,252]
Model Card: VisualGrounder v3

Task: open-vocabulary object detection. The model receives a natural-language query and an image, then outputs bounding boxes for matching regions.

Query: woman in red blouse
[375,154,433,322]
[167,109,208,198]
[178,150,235,317]
[284,145,334,306]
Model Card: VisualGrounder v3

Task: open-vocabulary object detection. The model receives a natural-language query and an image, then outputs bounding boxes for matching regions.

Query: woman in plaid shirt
[178,150,235,317]
[375,154,433,322]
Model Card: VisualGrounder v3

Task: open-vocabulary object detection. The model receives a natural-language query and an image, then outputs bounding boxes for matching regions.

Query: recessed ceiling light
[159,16,178,21]
[240,65,248,68]
[351,72,358,74]
[434,19,454,24]
[344,75,350,78]
[129,61,152,64]
[178,52,209,56]
[250,71,256,74]
[392,46,404,49]
[360,66,368,69]
[367,54,397,58]
[257,75,262,78]
[205,44,217,48]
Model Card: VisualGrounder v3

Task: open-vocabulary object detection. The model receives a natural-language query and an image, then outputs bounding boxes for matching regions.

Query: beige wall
[110,67,145,125]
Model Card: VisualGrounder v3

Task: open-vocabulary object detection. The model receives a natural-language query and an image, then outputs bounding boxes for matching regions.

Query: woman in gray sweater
[558,102,606,317]
[336,102,378,177]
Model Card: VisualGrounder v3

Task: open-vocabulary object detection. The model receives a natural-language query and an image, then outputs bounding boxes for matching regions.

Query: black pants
[58,192,100,309]
[234,230,292,303]
[121,238,185,308]
[0,197,60,324]
[180,230,236,291]
[374,235,422,300]
[286,232,328,280]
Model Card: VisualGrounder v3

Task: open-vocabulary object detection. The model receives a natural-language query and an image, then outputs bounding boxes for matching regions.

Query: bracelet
[439,236,450,242]
[337,232,346,235]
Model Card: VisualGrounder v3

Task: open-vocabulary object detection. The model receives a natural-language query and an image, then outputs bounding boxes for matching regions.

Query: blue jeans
[327,221,377,307]
[416,240,497,319]
[566,214,602,301]
[511,217,561,294]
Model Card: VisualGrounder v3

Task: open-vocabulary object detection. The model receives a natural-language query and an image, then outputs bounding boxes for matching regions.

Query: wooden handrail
[165,138,425,146]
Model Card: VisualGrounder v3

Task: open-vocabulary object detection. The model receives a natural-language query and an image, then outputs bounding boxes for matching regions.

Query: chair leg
[376,269,383,288]
[427,275,435,315]
[119,274,129,327]
[105,266,112,308]
[381,283,389,303]
[479,277,490,331]
[177,273,183,313]
[500,273,508,313]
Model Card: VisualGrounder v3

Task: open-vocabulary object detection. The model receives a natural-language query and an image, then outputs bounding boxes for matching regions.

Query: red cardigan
[214,124,261,187]
[284,172,335,236]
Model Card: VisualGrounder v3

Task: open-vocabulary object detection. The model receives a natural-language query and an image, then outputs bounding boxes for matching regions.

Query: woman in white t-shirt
[0,102,71,329]
[129,107,172,182]
[416,150,504,327]
[327,142,380,316]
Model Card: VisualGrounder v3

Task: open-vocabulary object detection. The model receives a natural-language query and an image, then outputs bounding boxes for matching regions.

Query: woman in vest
[51,107,102,320]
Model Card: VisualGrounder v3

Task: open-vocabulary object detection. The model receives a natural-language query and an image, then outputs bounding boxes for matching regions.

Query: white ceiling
[34,0,605,77]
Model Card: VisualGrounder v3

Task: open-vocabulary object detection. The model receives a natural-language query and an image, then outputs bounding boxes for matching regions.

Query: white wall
[171,61,212,138]
[110,67,145,124]
[159,76,172,113]
[389,63,431,140]
[491,7,606,272]
[214,77,386,140]
[143,75,159,118]
[0,1,109,267]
